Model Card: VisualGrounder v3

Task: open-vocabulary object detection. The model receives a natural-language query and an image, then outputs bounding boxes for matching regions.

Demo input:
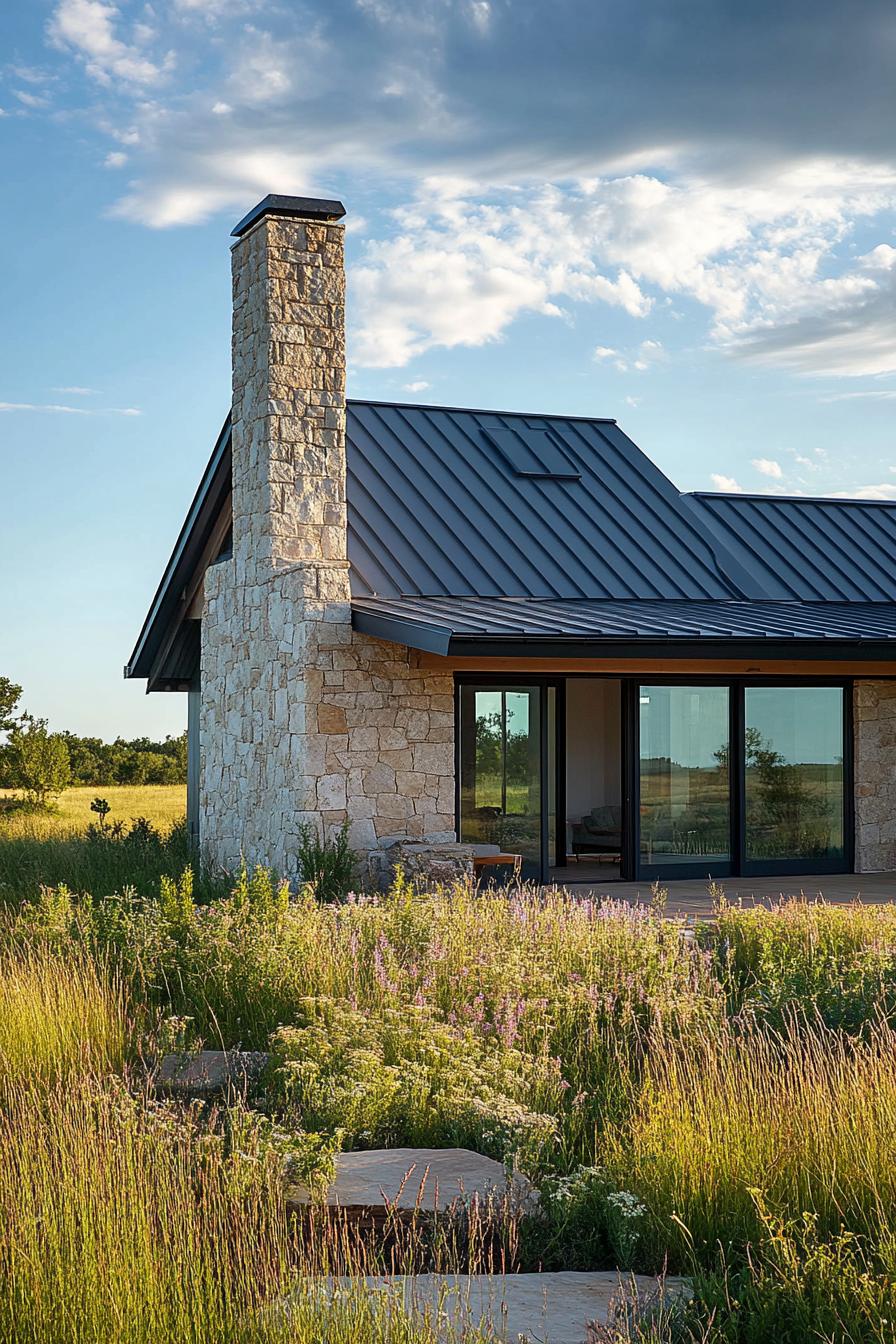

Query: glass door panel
[458,685,543,880]
[744,686,845,868]
[638,685,731,875]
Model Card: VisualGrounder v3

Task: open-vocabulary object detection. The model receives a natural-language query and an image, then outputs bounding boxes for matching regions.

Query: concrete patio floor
[547,870,896,918]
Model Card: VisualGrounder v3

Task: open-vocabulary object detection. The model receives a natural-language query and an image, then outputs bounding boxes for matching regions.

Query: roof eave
[124,415,232,681]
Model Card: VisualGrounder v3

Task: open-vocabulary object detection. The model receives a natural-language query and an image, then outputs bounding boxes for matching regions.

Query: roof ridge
[346,397,617,424]
[689,490,896,508]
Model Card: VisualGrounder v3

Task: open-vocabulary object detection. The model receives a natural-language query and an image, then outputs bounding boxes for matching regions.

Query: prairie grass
[0,946,127,1087]
[0,786,224,905]
[0,783,187,833]
[4,869,896,1339]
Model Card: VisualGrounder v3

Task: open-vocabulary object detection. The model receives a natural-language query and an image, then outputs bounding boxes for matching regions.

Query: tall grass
[6,866,896,1339]
[0,946,127,1086]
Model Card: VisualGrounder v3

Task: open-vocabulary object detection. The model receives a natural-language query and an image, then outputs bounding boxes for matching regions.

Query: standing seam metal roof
[346,402,748,602]
[352,595,896,644]
[689,493,896,602]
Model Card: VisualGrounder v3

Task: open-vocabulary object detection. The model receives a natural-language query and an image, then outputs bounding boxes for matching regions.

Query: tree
[0,678,22,735]
[6,717,71,805]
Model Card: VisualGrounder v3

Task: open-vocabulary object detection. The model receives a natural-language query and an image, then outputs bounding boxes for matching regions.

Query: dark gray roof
[352,595,896,658]
[346,401,754,601]
[127,401,896,684]
[689,492,896,602]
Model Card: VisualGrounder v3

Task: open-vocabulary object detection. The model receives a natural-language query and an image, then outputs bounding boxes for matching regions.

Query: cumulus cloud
[752,458,784,478]
[47,0,173,87]
[711,474,743,492]
[828,484,896,500]
[350,184,650,365]
[402,380,430,392]
[36,0,896,376]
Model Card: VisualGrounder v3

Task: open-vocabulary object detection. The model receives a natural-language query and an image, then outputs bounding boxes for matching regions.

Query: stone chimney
[229,194,349,585]
[200,194,353,873]
[200,192,457,882]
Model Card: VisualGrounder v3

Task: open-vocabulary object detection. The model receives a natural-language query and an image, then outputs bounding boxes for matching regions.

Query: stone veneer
[199,204,456,880]
[854,679,896,872]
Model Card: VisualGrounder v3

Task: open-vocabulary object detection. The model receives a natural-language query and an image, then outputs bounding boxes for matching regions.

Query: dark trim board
[445,638,896,662]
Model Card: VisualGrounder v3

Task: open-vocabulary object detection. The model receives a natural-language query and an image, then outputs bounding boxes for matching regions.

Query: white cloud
[402,380,430,392]
[351,184,650,365]
[14,89,50,109]
[51,386,98,394]
[828,484,896,500]
[36,0,896,379]
[820,387,896,402]
[710,473,743,492]
[752,457,784,478]
[593,346,618,360]
[467,1,491,34]
[47,0,171,87]
[0,401,140,415]
[103,150,127,168]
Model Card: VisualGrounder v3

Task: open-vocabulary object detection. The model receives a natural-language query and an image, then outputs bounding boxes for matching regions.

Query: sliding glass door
[638,685,732,878]
[743,686,846,872]
[636,681,848,879]
[458,684,546,880]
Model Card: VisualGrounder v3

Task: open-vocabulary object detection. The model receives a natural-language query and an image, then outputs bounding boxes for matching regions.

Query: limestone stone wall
[199,202,457,880]
[854,679,896,872]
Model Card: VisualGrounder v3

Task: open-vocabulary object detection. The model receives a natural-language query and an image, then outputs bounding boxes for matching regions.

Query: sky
[1,0,895,739]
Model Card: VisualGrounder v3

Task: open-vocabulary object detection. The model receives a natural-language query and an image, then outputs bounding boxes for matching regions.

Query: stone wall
[854,679,896,872]
[199,201,457,881]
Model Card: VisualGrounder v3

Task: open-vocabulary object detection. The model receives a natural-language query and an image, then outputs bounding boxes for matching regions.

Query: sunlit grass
[0,946,127,1087]
[0,784,186,834]
[4,866,896,1339]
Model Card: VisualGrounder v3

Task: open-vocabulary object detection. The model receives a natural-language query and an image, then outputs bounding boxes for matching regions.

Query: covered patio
[551,869,896,919]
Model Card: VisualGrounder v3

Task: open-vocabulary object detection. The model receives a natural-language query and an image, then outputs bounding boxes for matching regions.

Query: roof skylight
[481,425,581,480]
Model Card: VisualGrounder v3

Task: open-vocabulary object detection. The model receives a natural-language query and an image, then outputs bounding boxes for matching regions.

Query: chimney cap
[231,193,347,237]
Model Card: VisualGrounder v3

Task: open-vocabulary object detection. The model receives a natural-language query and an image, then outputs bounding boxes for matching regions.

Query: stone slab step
[154,1050,268,1099]
[287,1272,690,1342]
[286,1147,536,1218]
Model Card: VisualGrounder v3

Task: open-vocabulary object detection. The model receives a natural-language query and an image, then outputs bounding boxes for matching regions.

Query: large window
[638,685,731,872]
[458,685,544,878]
[744,686,845,865]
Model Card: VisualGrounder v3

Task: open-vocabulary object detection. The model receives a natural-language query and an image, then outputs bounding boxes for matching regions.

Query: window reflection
[638,686,730,867]
[458,686,542,870]
[744,687,844,861]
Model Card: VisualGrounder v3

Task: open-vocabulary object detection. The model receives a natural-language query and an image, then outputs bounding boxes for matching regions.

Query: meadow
[2,794,896,1341]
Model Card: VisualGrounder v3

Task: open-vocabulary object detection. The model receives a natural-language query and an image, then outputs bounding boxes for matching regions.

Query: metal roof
[352,595,896,659]
[689,492,896,602]
[126,402,896,684]
[346,401,754,601]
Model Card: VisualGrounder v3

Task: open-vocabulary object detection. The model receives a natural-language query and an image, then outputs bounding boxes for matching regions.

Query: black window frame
[455,672,855,884]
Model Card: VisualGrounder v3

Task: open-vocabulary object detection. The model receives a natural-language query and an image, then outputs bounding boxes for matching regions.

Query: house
[126,193,896,887]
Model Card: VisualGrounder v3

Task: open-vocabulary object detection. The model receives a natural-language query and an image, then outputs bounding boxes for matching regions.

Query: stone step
[154,1050,269,1100]
[285,1271,690,1342]
[285,1147,537,1224]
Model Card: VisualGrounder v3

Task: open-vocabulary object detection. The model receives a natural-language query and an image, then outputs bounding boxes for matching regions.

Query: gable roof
[688,492,896,602]
[346,401,749,601]
[126,402,896,686]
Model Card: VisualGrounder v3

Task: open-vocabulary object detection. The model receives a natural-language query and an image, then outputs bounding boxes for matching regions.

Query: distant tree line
[56,732,187,786]
[0,675,186,804]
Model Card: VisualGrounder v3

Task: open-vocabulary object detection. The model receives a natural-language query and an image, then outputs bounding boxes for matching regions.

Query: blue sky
[1,0,895,738]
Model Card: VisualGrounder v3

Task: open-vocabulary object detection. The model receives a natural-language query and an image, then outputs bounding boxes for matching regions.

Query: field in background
[0,785,194,906]
[0,785,186,836]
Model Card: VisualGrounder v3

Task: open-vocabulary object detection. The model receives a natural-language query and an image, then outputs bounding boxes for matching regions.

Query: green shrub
[296,820,356,902]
